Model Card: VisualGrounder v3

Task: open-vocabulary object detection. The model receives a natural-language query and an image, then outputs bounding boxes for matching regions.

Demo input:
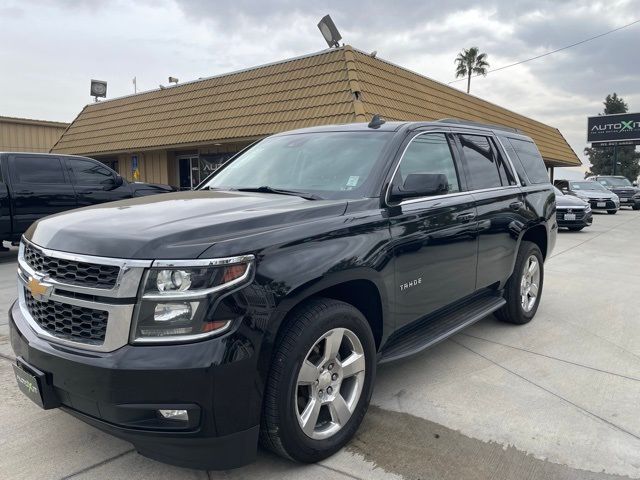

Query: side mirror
[103,175,124,190]
[633,181,638,187]
[391,173,449,201]
[562,188,569,193]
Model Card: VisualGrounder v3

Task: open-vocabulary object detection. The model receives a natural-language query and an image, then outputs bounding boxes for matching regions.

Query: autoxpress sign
[587,112,640,145]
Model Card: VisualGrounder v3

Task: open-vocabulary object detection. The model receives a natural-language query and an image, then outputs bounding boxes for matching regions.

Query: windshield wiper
[235,186,322,201]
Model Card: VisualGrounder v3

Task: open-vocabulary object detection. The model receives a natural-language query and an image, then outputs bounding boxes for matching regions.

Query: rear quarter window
[508,138,550,184]
[11,156,67,184]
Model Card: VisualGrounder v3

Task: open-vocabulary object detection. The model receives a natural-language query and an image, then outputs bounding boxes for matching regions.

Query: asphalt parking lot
[1,209,640,480]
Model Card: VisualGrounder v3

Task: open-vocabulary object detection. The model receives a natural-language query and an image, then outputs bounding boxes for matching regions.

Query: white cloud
[1,0,638,169]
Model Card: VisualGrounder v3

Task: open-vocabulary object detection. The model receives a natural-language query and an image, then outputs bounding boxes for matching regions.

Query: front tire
[260,298,376,463]
[496,241,544,325]
[633,204,640,211]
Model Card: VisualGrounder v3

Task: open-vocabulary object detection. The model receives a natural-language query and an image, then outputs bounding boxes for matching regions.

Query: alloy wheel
[520,255,540,313]
[295,328,366,440]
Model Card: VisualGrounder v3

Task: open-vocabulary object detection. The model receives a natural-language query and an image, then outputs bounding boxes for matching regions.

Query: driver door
[65,157,132,206]
[388,132,478,330]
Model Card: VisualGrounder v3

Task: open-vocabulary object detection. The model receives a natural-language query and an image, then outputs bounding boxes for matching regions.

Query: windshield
[202,131,393,199]
[571,181,607,191]
[598,177,632,187]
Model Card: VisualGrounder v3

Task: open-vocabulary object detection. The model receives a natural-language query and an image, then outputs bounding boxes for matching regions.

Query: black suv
[9,119,556,469]
[586,175,640,210]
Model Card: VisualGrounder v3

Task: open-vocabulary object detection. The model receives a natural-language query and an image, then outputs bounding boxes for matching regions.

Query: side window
[12,156,67,184]
[394,133,460,195]
[508,138,549,184]
[68,158,114,185]
[458,135,503,190]
[498,136,528,185]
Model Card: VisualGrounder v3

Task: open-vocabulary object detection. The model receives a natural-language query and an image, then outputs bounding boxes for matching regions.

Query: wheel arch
[520,224,548,260]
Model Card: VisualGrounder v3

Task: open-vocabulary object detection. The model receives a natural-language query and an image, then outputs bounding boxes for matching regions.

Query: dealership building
[1,116,68,153]
[51,46,580,188]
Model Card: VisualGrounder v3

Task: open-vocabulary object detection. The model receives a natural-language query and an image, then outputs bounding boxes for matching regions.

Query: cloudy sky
[1,0,639,178]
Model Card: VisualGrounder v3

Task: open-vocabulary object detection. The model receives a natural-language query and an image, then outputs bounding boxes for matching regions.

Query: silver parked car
[554,179,620,214]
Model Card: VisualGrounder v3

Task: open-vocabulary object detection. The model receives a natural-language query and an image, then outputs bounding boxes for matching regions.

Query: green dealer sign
[587,112,640,146]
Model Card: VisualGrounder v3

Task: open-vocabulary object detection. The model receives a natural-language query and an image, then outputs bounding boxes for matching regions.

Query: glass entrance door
[177,155,200,190]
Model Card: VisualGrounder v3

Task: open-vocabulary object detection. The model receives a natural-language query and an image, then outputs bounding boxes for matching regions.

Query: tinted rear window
[459,135,503,190]
[508,138,549,184]
[12,156,67,184]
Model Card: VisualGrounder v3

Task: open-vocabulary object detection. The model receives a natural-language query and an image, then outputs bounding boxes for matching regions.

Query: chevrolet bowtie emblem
[27,277,52,301]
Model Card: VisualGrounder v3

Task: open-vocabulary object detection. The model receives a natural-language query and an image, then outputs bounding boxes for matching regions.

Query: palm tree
[454,47,490,94]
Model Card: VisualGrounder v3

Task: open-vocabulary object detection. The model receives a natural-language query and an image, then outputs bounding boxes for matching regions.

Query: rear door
[0,156,12,238]
[454,132,524,289]
[388,131,479,329]
[65,157,132,206]
[8,154,77,235]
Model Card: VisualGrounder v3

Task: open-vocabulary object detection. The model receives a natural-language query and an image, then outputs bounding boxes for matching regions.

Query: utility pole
[612,144,618,175]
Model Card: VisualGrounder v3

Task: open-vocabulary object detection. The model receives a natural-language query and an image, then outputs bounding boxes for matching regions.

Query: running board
[379,294,506,364]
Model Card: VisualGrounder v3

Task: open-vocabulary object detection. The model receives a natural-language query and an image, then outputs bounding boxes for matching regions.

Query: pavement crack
[0,352,16,363]
[550,215,639,259]
[60,449,135,479]
[317,462,365,480]
[450,338,640,443]
[458,333,640,382]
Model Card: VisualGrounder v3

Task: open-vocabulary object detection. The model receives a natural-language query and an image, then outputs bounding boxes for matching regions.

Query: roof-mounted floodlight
[318,15,342,48]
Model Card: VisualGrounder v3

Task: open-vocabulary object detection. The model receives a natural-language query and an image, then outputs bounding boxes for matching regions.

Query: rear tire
[607,210,617,215]
[260,298,376,463]
[496,241,544,325]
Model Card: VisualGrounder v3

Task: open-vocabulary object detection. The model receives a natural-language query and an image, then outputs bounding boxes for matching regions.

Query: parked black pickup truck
[0,152,175,246]
[9,119,556,469]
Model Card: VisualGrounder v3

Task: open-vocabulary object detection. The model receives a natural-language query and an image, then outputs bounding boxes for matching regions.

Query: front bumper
[618,197,640,207]
[9,300,261,470]
[587,199,618,211]
[556,210,593,228]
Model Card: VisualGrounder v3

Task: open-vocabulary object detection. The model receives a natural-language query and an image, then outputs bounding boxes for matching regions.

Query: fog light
[158,409,189,421]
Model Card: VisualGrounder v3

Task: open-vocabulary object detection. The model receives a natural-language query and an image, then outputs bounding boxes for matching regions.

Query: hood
[555,194,588,208]
[25,190,347,259]
[572,189,617,200]
[607,186,638,195]
[130,181,177,194]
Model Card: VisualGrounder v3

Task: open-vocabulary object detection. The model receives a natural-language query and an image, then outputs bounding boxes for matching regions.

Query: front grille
[616,190,635,198]
[24,243,120,289]
[24,289,108,343]
[589,199,615,209]
[557,210,585,220]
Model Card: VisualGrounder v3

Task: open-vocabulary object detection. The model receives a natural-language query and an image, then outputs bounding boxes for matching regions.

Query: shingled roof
[51,46,580,167]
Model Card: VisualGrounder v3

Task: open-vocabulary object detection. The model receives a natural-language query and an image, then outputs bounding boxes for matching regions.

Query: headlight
[131,255,254,343]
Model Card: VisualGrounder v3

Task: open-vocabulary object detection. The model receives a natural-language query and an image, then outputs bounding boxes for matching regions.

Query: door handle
[455,212,476,222]
[510,201,524,211]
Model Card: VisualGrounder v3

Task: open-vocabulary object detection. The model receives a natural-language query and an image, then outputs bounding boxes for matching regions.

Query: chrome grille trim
[24,242,121,289]
[17,239,151,352]
[19,239,151,299]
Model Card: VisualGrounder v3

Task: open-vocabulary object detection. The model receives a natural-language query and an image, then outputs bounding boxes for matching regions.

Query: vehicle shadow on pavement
[0,246,18,264]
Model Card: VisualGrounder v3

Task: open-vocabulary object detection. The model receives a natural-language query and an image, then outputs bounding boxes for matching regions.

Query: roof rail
[436,118,522,134]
